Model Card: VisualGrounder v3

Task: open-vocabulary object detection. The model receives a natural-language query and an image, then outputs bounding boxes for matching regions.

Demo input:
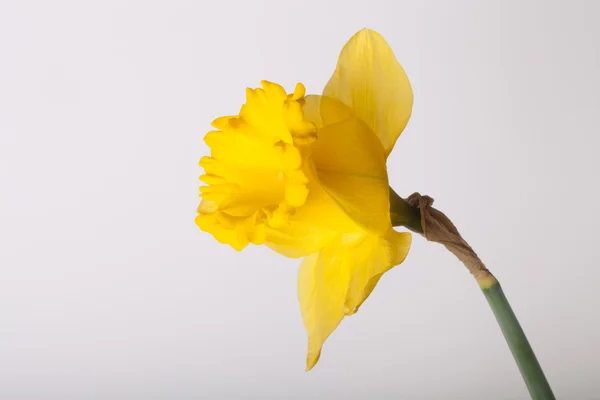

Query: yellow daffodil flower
[196,28,414,370]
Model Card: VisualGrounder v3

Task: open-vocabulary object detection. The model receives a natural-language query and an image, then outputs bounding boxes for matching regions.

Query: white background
[1,1,599,399]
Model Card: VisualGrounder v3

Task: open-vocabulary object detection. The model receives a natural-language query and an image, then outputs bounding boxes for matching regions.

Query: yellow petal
[264,222,336,258]
[324,28,413,157]
[195,212,249,251]
[264,164,360,258]
[240,81,293,144]
[310,111,391,235]
[298,228,412,370]
[301,95,354,129]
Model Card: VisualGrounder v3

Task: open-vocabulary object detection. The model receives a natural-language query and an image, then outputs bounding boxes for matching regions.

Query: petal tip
[325,26,413,155]
[305,350,321,371]
[351,27,384,44]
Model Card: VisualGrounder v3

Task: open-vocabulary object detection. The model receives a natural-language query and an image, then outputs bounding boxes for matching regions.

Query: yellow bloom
[196,28,414,370]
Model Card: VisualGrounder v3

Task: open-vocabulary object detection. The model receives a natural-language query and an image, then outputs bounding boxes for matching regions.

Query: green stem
[483,283,555,399]
[389,189,554,399]
[389,188,422,233]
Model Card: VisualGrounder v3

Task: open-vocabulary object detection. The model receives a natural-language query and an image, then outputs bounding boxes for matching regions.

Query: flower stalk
[390,189,555,400]
[483,284,555,399]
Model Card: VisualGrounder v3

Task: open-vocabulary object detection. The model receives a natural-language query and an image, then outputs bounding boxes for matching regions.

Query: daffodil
[196,28,414,370]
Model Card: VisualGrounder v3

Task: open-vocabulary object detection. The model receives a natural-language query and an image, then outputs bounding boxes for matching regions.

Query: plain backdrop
[1,1,599,399]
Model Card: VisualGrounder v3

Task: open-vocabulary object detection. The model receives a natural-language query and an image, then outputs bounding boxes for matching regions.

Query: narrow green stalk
[389,188,422,233]
[482,283,555,399]
[389,189,555,399]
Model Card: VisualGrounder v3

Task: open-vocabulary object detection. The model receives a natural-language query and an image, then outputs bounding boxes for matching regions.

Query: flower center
[196,81,317,250]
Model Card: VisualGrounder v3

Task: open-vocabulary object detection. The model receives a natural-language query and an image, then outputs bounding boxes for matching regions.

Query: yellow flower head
[197,82,315,250]
[196,28,414,370]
